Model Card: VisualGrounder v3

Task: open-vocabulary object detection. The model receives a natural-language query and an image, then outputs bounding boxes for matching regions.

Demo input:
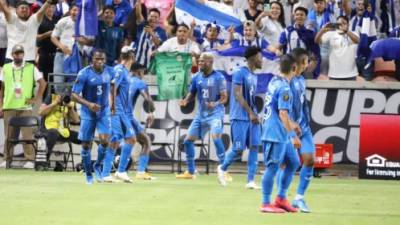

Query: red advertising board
[314,144,333,169]
[359,114,400,180]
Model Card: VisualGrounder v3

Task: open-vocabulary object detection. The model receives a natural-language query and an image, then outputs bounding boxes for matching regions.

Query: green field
[0,170,399,225]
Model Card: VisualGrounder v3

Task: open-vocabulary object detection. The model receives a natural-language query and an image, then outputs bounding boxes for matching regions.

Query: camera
[61,95,71,105]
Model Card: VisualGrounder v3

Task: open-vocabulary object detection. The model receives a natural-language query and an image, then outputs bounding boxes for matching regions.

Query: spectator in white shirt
[255,1,286,46]
[315,16,360,80]
[0,0,52,63]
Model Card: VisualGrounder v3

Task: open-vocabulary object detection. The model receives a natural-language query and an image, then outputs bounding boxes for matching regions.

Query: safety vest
[2,62,35,110]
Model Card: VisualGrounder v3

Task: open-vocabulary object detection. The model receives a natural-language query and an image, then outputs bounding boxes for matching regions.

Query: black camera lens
[62,95,71,104]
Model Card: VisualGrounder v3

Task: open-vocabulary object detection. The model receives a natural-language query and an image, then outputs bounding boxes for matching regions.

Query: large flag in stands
[175,0,242,29]
[212,47,279,94]
[75,0,98,36]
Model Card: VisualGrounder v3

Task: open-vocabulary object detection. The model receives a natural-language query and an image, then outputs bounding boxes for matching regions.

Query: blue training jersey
[126,75,148,118]
[290,75,311,135]
[261,75,293,143]
[189,70,226,119]
[230,67,257,121]
[72,65,114,120]
[113,64,131,115]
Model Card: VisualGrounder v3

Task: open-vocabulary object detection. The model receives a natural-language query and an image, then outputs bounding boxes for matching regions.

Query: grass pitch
[0,170,399,225]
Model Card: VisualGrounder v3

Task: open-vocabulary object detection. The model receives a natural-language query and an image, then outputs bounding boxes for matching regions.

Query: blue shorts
[79,116,111,142]
[131,117,145,134]
[230,120,261,150]
[263,141,287,166]
[187,116,223,139]
[300,130,315,154]
[110,114,136,143]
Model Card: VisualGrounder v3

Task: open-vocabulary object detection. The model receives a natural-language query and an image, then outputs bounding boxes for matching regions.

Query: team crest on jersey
[176,55,182,62]
[283,94,289,101]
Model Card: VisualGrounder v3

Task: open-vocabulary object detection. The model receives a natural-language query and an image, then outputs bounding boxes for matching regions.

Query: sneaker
[115,171,133,183]
[0,161,6,168]
[274,197,298,213]
[259,204,286,213]
[136,172,156,180]
[86,175,94,185]
[217,165,227,186]
[103,175,119,183]
[175,171,196,179]
[22,161,35,169]
[245,181,261,190]
[93,164,103,183]
[292,199,310,213]
[225,172,233,182]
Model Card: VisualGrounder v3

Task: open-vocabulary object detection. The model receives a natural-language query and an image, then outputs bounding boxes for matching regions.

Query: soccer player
[259,54,301,213]
[102,46,137,183]
[217,46,262,189]
[126,63,156,180]
[289,48,315,213]
[71,49,114,184]
[176,52,228,179]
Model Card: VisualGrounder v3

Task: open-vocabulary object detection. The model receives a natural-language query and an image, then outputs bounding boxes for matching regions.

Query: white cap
[121,46,135,54]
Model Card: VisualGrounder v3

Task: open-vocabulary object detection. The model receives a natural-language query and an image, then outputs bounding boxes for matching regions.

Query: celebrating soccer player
[217,47,262,189]
[127,63,156,180]
[176,52,228,179]
[259,54,301,213]
[71,49,114,184]
[289,48,315,213]
[102,46,138,183]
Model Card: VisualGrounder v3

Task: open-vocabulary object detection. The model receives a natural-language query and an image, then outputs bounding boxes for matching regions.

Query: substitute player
[289,48,315,213]
[176,52,228,179]
[71,49,114,184]
[260,54,301,213]
[126,63,156,180]
[102,46,137,183]
[217,47,262,189]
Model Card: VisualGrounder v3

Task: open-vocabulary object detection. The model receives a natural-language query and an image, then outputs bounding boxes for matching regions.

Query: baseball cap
[12,45,24,54]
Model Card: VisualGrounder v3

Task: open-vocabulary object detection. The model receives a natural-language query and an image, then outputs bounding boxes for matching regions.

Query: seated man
[38,93,81,162]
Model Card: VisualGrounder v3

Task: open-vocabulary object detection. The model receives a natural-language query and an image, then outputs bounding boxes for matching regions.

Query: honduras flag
[175,0,242,29]
[75,0,98,36]
[369,38,400,62]
[212,47,279,94]
[358,11,377,58]
[63,42,82,77]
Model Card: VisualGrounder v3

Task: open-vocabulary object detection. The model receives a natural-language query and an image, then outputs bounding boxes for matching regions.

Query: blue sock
[118,143,134,173]
[262,162,279,205]
[81,149,92,177]
[276,167,283,190]
[101,148,115,177]
[247,147,258,182]
[184,140,196,174]
[213,138,225,164]
[137,154,149,172]
[297,165,314,196]
[95,145,106,167]
[221,148,239,171]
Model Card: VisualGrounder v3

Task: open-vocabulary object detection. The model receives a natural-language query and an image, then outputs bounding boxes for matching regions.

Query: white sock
[294,194,304,200]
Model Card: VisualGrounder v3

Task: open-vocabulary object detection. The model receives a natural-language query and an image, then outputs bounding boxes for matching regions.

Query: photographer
[38,93,80,161]
[315,16,359,80]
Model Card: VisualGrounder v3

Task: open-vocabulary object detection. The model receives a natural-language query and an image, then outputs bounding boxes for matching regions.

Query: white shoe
[103,176,119,183]
[0,161,6,168]
[245,181,261,190]
[115,171,133,183]
[217,165,227,186]
[22,161,35,169]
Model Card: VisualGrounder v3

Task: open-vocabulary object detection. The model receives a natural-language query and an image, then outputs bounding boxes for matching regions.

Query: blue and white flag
[63,42,82,78]
[75,0,98,36]
[212,46,279,94]
[369,38,400,62]
[175,0,242,29]
[358,11,377,58]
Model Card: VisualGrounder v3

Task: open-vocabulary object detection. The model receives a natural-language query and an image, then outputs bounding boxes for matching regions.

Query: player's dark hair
[244,46,261,60]
[149,8,161,16]
[290,48,309,64]
[280,54,296,74]
[294,6,308,16]
[92,49,106,57]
